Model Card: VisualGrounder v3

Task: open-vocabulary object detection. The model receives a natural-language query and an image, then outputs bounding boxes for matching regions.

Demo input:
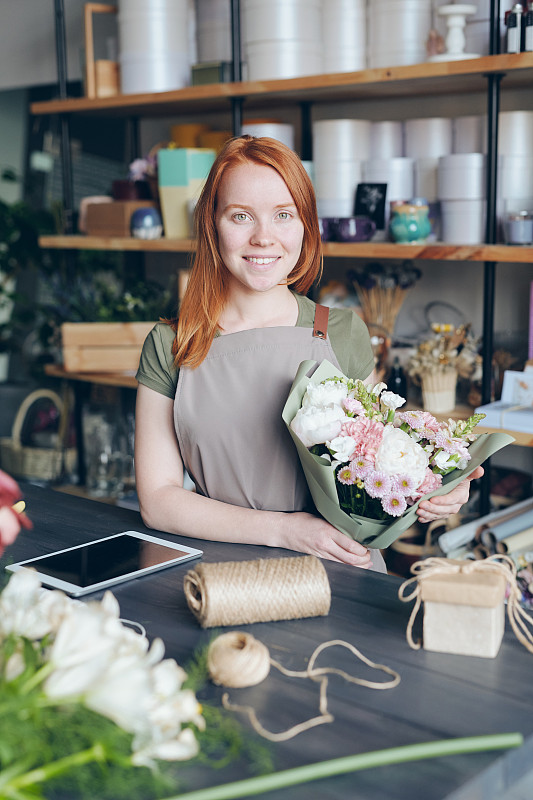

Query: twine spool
[207,631,401,741]
[183,556,331,628]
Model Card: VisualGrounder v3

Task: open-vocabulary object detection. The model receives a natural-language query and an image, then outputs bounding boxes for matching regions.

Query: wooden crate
[61,321,156,372]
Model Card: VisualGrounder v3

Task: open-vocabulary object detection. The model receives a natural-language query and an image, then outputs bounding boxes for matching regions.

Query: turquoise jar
[389,200,432,244]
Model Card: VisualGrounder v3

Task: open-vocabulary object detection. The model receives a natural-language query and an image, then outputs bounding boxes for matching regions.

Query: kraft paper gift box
[420,566,507,658]
[158,148,216,238]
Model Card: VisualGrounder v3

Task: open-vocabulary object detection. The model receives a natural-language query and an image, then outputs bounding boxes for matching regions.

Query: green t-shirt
[136,292,375,399]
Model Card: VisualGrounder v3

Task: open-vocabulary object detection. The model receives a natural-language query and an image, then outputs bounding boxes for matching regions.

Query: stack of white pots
[322,0,366,73]
[453,115,485,155]
[406,117,453,206]
[196,0,232,63]
[242,0,322,80]
[369,0,432,68]
[312,119,371,217]
[498,111,533,218]
[438,153,486,243]
[118,0,193,94]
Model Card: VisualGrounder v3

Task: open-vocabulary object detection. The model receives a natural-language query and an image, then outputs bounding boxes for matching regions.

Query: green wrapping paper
[282,359,515,550]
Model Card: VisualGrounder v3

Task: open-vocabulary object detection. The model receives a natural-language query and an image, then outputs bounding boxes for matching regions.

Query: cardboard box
[61,322,156,372]
[421,565,507,658]
[158,148,216,238]
[475,370,533,433]
[85,201,156,237]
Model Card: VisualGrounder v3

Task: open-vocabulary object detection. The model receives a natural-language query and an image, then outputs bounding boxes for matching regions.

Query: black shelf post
[230,0,243,135]
[479,0,504,516]
[53,0,74,235]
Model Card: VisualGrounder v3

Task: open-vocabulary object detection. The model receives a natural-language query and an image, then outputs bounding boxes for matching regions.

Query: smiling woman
[133,135,479,571]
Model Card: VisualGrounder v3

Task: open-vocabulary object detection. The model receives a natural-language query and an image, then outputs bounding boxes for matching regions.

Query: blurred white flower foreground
[0,569,204,769]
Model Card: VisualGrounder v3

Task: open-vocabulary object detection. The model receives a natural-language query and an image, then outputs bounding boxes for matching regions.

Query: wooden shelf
[30,53,533,118]
[39,235,195,252]
[44,363,138,388]
[39,235,533,263]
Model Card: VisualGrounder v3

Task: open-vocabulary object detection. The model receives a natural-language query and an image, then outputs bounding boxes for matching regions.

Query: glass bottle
[387,357,408,400]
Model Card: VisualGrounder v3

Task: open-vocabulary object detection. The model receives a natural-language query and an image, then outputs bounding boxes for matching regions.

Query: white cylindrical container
[323,0,366,72]
[120,52,191,94]
[369,0,432,68]
[241,120,295,150]
[453,115,485,154]
[314,160,363,201]
[499,155,533,200]
[415,157,439,202]
[317,196,356,218]
[498,111,533,156]
[313,119,372,164]
[438,153,486,200]
[369,121,404,159]
[242,0,321,43]
[197,20,232,62]
[405,117,453,159]
[244,40,323,80]
[362,157,415,202]
[441,199,485,243]
[118,0,191,93]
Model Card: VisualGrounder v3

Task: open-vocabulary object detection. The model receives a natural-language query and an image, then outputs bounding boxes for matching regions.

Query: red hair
[173,135,323,368]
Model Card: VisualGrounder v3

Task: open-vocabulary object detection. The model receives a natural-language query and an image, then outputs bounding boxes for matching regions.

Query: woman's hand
[282,512,373,568]
[416,466,484,524]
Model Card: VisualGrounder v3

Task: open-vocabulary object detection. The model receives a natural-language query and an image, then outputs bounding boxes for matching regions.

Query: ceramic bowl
[332,216,376,242]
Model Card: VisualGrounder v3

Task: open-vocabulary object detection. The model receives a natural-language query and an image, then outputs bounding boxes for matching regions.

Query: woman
[135,136,481,572]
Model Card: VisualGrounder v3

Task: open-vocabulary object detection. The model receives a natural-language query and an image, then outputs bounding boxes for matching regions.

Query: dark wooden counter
[3,483,533,800]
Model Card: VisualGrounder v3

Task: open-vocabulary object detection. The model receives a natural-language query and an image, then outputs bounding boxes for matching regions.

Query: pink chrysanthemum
[342,397,365,416]
[435,429,470,458]
[391,474,418,496]
[365,470,392,498]
[398,410,440,433]
[337,465,357,485]
[350,454,372,479]
[342,417,384,460]
[381,492,407,517]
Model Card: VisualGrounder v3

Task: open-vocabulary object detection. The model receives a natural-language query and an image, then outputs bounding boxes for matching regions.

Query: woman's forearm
[138,483,288,548]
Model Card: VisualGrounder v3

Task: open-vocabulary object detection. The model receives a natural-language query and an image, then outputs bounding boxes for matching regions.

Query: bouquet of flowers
[282,360,514,550]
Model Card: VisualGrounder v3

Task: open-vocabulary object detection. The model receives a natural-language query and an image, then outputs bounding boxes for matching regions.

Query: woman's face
[215,161,304,295]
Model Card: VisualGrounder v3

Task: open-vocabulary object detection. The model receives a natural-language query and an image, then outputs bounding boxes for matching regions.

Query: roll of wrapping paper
[183,556,331,628]
[479,507,533,546]
[497,526,533,556]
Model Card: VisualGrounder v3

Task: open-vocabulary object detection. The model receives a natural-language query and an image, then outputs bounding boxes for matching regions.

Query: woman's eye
[277,211,291,220]
[233,212,249,222]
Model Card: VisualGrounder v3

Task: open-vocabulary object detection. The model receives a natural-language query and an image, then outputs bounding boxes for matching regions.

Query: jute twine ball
[207,631,271,687]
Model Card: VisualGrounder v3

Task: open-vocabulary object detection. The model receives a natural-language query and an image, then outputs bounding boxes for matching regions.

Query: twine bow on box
[398,555,533,654]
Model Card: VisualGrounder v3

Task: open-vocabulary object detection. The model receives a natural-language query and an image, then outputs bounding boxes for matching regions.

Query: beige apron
[174,317,386,573]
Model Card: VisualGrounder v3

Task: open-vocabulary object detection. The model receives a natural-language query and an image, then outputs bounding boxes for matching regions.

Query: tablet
[6,531,203,597]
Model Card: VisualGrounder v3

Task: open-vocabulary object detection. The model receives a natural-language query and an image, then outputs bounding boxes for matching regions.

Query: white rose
[375,426,428,486]
[290,404,346,447]
[327,435,357,462]
[302,380,349,410]
[380,391,406,411]
[433,450,456,471]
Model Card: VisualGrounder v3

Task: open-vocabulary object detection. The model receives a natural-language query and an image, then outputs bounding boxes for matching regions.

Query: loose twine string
[207,631,401,742]
[398,555,533,654]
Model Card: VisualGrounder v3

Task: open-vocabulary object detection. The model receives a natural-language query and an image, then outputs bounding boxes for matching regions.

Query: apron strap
[313,303,329,340]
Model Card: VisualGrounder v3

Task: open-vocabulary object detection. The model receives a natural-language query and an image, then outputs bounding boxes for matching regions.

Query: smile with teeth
[244,256,278,265]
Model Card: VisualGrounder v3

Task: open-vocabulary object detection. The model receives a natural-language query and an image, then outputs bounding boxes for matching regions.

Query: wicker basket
[0,389,76,482]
